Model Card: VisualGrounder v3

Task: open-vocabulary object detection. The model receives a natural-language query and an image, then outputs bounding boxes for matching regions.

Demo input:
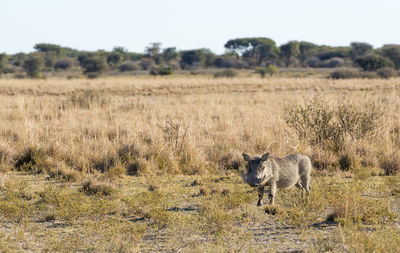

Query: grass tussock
[80,178,116,196]
[380,151,400,175]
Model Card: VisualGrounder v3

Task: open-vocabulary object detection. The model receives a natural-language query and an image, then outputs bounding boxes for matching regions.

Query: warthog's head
[242,153,271,187]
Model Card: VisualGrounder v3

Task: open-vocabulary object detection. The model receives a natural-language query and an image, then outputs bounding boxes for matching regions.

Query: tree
[145,42,161,57]
[162,47,178,63]
[180,49,212,69]
[280,41,300,67]
[10,53,26,67]
[381,45,400,69]
[298,41,317,66]
[317,47,351,60]
[54,58,73,70]
[225,37,278,65]
[23,56,43,78]
[0,53,7,75]
[150,66,173,76]
[113,46,127,54]
[355,54,394,71]
[106,52,122,67]
[34,43,65,56]
[350,42,373,59]
[44,51,57,69]
[78,53,106,75]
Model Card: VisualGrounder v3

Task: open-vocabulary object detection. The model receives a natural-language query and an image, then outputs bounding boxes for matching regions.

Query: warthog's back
[270,154,312,189]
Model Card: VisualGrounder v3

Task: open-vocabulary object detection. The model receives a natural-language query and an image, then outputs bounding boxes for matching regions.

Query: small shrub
[78,54,106,75]
[46,160,80,182]
[81,178,115,196]
[150,66,173,76]
[323,57,345,68]
[329,69,361,79]
[255,64,279,78]
[140,58,155,70]
[15,146,49,174]
[337,151,360,171]
[284,97,384,154]
[23,57,43,78]
[119,61,138,72]
[126,157,150,176]
[379,152,400,175]
[214,69,237,78]
[103,166,125,180]
[355,54,394,71]
[86,72,100,79]
[377,67,398,79]
[54,58,73,70]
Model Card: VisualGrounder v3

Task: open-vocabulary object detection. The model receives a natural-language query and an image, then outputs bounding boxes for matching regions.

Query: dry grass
[0,76,399,252]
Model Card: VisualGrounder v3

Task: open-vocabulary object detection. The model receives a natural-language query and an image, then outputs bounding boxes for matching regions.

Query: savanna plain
[0,75,399,252]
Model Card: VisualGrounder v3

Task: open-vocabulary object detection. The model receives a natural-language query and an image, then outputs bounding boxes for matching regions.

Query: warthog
[242,153,312,206]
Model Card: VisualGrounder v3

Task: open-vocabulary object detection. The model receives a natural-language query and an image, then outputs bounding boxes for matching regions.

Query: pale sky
[1,0,399,54]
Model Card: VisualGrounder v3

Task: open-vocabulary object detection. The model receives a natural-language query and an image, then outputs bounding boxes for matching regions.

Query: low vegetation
[0,76,399,252]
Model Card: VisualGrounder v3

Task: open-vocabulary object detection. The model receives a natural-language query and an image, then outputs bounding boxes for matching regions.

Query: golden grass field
[0,75,399,252]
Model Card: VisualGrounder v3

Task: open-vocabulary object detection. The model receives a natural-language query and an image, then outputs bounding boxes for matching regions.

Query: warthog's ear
[260,153,270,161]
[242,153,251,161]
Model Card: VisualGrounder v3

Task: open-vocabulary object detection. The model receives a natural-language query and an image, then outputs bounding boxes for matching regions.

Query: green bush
[23,57,43,78]
[119,61,138,72]
[329,69,380,79]
[54,58,73,70]
[150,66,173,76]
[255,64,279,78]
[0,53,7,75]
[329,69,361,79]
[355,54,394,71]
[376,67,398,79]
[15,146,49,174]
[78,54,106,76]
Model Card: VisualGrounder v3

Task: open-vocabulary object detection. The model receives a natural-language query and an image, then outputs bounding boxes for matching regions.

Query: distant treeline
[1,38,400,77]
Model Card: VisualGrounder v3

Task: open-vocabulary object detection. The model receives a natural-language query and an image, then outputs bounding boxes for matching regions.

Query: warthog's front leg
[257,186,265,206]
[269,182,277,205]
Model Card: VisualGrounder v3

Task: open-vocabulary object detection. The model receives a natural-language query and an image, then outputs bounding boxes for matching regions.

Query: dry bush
[46,160,80,182]
[284,97,384,154]
[103,165,125,180]
[80,178,115,196]
[14,146,49,174]
[379,151,400,175]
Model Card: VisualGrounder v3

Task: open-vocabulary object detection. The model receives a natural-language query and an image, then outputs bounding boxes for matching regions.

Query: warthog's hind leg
[296,175,310,201]
[257,186,265,206]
